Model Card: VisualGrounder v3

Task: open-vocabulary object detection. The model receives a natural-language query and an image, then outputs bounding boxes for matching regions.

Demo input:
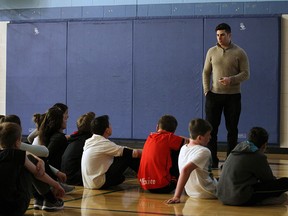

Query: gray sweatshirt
[217,141,274,205]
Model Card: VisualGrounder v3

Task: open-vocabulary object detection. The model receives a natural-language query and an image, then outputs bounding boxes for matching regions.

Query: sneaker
[59,182,75,194]
[34,199,43,210]
[42,199,64,211]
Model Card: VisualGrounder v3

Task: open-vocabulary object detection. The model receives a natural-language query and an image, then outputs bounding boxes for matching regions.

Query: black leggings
[245,177,288,205]
[27,155,57,202]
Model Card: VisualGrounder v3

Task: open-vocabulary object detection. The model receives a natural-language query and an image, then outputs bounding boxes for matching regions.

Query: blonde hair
[77,112,96,134]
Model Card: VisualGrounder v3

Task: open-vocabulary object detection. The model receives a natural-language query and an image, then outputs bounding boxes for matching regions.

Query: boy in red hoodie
[138,115,188,193]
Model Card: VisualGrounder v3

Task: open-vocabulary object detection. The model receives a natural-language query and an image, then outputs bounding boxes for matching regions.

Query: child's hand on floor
[166,196,181,204]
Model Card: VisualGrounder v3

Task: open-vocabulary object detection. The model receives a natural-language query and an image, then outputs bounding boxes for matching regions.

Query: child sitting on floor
[81,115,141,189]
[0,122,65,215]
[166,118,217,203]
[138,115,189,194]
[217,127,288,206]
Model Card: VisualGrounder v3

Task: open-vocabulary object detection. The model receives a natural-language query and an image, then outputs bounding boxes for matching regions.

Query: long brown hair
[38,107,64,146]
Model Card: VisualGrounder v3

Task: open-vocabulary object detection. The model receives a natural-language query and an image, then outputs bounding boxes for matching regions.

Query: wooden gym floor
[24,153,288,216]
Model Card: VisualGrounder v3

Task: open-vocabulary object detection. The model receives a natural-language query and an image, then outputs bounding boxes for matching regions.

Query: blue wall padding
[66,21,133,138]
[133,19,204,138]
[6,16,280,144]
[6,22,67,134]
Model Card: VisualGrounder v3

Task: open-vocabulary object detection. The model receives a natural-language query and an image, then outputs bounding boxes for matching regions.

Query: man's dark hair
[91,115,109,136]
[248,127,269,148]
[215,23,231,33]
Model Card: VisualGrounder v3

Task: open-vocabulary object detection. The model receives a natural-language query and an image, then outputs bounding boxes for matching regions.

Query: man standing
[202,23,250,168]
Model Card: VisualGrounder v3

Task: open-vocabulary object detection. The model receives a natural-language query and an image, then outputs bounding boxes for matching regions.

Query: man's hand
[219,77,231,86]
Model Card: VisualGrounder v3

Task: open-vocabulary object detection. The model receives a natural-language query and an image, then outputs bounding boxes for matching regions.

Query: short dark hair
[248,127,269,148]
[91,115,109,136]
[0,122,22,149]
[189,118,212,140]
[215,23,231,33]
[158,115,178,133]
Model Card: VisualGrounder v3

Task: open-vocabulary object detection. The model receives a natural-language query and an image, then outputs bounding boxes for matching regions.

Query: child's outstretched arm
[49,165,67,183]
[166,162,197,204]
[179,136,190,144]
[24,155,65,198]
[20,142,49,157]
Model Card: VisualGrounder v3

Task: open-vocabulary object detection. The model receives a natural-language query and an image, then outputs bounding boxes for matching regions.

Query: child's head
[157,115,178,133]
[91,115,111,136]
[248,127,269,148]
[77,112,96,134]
[0,114,21,126]
[0,122,22,149]
[189,119,212,143]
[53,103,69,122]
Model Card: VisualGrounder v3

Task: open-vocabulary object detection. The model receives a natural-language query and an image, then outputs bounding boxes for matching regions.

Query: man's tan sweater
[202,42,250,95]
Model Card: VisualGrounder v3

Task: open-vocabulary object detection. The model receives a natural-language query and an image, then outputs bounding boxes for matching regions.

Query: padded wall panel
[67,21,133,137]
[6,16,280,143]
[133,19,204,139]
[6,22,67,135]
[203,17,280,144]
